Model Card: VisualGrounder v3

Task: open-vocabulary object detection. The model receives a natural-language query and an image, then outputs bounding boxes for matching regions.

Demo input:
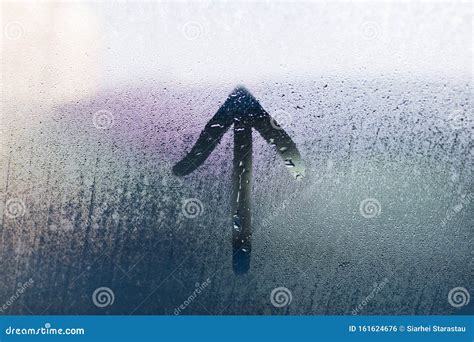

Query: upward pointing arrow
[173,86,305,273]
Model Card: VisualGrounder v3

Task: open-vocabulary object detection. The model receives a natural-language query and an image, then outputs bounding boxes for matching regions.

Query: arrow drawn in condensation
[173,86,305,274]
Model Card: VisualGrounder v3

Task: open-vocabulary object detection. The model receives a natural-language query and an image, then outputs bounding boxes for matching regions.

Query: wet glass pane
[1,1,472,315]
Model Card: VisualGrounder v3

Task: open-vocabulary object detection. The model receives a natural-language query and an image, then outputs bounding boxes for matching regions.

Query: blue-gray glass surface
[0,2,472,315]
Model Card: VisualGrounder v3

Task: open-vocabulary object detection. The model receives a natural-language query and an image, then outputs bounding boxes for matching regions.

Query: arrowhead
[173,86,305,178]
[223,85,264,120]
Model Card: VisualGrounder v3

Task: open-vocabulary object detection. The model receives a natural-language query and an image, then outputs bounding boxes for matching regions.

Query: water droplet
[284,159,295,167]
[233,213,241,231]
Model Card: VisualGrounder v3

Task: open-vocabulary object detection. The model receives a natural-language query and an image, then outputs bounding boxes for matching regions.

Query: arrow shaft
[232,121,252,273]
